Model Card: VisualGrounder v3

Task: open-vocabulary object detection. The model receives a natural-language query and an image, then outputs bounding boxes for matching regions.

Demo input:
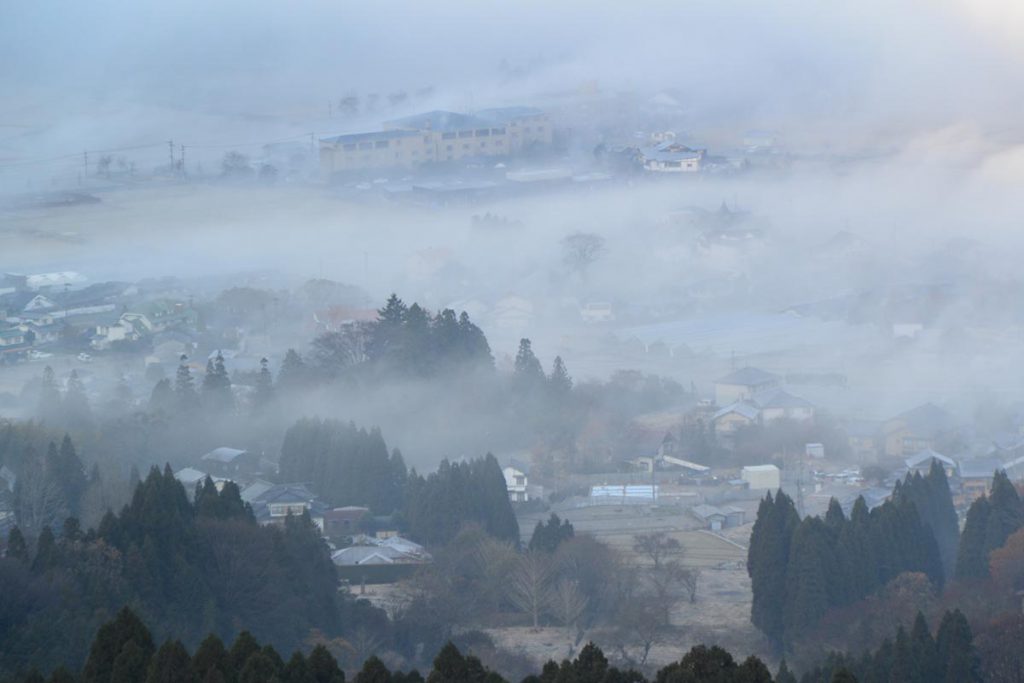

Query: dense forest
[748,463,1024,680]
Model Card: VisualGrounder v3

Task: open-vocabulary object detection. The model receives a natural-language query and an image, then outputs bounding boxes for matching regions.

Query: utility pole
[180,144,186,177]
[309,132,315,157]
[83,151,88,176]
[167,140,175,169]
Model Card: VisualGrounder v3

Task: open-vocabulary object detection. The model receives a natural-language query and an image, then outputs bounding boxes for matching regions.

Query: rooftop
[715,366,781,387]
[321,129,424,145]
[385,110,494,133]
[201,447,248,463]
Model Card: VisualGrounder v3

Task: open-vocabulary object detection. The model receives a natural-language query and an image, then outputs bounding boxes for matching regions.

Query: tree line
[0,467,356,677]
[1,605,983,683]
[748,461,956,648]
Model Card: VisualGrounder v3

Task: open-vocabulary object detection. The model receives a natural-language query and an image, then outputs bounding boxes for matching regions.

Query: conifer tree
[956,495,992,580]
[984,470,1024,557]
[6,525,28,561]
[514,339,545,389]
[64,370,94,432]
[548,356,572,397]
[307,644,344,683]
[936,609,980,683]
[202,351,234,413]
[145,639,197,683]
[82,606,156,683]
[175,355,197,412]
[32,525,57,572]
[775,659,797,683]
[356,655,392,683]
[252,357,274,412]
[191,634,230,682]
[150,378,175,414]
[36,365,62,424]
[277,349,307,392]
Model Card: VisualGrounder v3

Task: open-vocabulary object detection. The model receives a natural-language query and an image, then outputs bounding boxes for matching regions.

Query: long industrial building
[319,106,552,177]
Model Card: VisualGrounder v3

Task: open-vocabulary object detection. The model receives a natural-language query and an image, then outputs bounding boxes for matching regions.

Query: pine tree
[548,356,572,397]
[82,606,156,683]
[150,378,176,414]
[458,311,493,368]
[32,525,57,572]
[175,355,197,413]
[6,526,28,561]
[783,517,830,640]
[956,495,992,580]
[145,639,197,683]
[775,659,797,683]
[63,370,94,432]
[513,339,545,394]
[252,357,275,412]
[936,609,980,683]
[192,634,229,682]
[356,655,393,683]
[307,644,344,683]
[37,365,62,424]
[202,352,234,414]
[56,434,87,515]
[748,491,799,647]
[283,651,315,683]
[984,470,1024,558]
[277,349,307,392]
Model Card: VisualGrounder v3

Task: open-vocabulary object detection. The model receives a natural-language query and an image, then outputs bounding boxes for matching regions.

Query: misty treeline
[748,463,1024,680]
[2,605,985,683]
[279,418,519,545]
[0,466,365,676]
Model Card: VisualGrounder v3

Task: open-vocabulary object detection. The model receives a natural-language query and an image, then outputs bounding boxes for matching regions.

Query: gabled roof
[253,483,319,505]
[201,447,248,463]
[713,401,760,421]
[904,449,956,469]
[715,367,780,387]
[957,458,1004,480]
[751,388,814,410]
[890,403,954,435]
[692,504,727,519]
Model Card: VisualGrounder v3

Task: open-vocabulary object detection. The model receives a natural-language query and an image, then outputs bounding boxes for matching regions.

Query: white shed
[741,464,781,490]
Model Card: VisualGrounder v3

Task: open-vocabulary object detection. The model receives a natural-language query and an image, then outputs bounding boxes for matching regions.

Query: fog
[4,0,1024,454]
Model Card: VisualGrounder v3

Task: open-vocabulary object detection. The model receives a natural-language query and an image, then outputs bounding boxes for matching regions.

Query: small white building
[639,141,706,173]
[741,464,781,491]
[503,466,529,502]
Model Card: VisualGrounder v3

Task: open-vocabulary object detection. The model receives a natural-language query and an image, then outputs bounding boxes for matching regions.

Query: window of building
[358,142,372,150]
[495,140,503,146]
[442,132,456,140]
[343,144,356,151]
[374,140,389,149]
[458,130,473,138]
[462,143,470,150]
[480,141,487,148]
[491,127,505,135]
[446,144,453,151]
[475,129,490,137]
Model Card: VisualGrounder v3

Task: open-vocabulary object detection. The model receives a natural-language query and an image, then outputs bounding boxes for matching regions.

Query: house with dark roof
[957,457,1004,505]
[200,447,261,479]
[882,403,957,457]
[248,483,329,531]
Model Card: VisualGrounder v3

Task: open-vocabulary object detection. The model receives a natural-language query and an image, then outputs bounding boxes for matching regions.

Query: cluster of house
[173,447,430,582]
[319,106,553,177]
[710,367,816,439]
[0,272,199,363]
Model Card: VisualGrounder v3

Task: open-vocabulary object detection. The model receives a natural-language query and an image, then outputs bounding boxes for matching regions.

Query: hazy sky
[3,0,1024,159]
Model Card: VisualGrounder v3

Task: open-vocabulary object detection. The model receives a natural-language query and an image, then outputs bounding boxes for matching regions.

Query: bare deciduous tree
[507,551,553,629]
[552,578,589,649]
[633,531,682,570]
[561,232,605,276]
[14,460,67,534]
